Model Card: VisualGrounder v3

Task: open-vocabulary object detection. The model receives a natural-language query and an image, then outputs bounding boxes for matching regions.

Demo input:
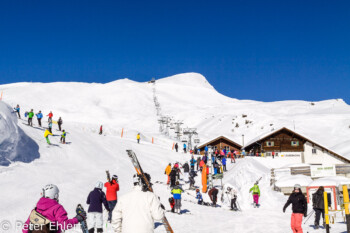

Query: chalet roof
[243,127,350,163]
[197,135,242,150]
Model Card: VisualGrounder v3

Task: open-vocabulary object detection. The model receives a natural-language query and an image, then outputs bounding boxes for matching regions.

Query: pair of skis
[126,150,174,233]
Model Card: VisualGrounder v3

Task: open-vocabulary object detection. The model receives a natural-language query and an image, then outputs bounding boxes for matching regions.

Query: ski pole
[303,209,315,224]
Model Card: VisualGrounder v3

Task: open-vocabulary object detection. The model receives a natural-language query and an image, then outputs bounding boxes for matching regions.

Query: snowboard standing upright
[126,150,174,233]
[76,204,89,233]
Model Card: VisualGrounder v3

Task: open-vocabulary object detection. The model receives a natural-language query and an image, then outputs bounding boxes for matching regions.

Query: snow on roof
[308,176,350,187]
[275,174,313,187]
[197,134,242,149]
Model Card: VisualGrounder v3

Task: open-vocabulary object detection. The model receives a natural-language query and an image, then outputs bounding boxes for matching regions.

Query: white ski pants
[88,212,103,229]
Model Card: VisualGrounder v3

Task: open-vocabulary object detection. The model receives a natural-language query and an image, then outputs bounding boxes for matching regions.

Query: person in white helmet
[86,181,110,233]
[22,184,86,233]
[111,174,165,233]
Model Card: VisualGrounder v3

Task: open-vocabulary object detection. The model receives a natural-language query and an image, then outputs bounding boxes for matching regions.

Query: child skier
[22,184,86,233]
[60,130,66,144]
[196,189,203,205]
[171,181,184,214]
[86,181,110,233]
[249,182,260,207]
[44,129,53,145]
[168,197,175,213]
[36,110,43,127]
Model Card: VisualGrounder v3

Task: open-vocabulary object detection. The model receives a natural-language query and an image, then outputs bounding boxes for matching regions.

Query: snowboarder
[171,181,184,214]
[28,109,34,126]
[44,129,53,145]
[283,184,307,233]
[196,189,203,204]
[60,130,66,144]
[22,184,86,233]
[174,143,178,152]
[222,156,227,171]
[36,110,43,127]
[208,187,219,207]
[104,174,120,222]
[249,182,260,207]
[14,104,21,118]
[169,167,177,187]
[48,121,53,133]
[165,163,172,184]
[183,143,187,153]
[136,133,141,143]
[111,174,164,233]
[57,117,63,131]
[226,187,238,210]
[99,125,103,135]
[168,197,175,212]
[87,181,110,233]
[188,170,197,189]
[312,186,325,229]
[47,111,53,122]
[190,156,196,171]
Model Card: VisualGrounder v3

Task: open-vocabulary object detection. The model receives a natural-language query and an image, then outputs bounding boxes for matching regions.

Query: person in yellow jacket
[136,133,140,144]
[165,163,172,185]
[44,128,53,145]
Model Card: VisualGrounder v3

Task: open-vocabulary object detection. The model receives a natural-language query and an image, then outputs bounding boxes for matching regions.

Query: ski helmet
[227,187,232,191]
[42,184,59,200]
[294,184,301,189]
[133,174,141,186]
[95,181,103,189]
[196,189,199,192]
[112,175,118,181]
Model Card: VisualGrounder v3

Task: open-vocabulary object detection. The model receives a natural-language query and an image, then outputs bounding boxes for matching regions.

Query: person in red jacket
[47,111,53,122]
[104,175,120,222]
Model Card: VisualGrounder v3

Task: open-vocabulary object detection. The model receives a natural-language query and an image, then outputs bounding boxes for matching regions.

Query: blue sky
[0,1,349,103]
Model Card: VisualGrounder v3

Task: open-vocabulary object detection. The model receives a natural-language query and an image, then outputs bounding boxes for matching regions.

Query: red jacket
[47,113,53,118]
[104,180,120,201]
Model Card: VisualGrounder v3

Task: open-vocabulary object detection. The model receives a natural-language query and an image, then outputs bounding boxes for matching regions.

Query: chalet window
[312,148,317,154]
[266,141,274,147]
[224,146,230,152]
[291,141,299,147]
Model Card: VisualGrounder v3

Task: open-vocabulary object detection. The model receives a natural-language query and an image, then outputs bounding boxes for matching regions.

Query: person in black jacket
[312,186,325,229]
[175,143,178,152]
[169,168,177,188]
[87,181,110,233]
[283,184,307,233]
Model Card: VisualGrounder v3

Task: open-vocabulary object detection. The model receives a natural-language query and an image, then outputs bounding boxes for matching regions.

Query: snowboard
[76,204,88,233]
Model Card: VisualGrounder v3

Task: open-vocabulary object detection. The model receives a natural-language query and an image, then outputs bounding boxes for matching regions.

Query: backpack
[28,209,57,233]
[312,192,323,209]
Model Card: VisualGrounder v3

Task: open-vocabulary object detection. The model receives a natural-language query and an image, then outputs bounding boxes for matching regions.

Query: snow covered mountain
[0,72,349,233]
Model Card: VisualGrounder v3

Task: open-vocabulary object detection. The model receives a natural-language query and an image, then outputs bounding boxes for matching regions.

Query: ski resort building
[243,127,350,165]
[197,135,242,155]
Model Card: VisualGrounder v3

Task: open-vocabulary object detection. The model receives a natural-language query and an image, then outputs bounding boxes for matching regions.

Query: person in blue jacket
[87,181,110,233]
[36,110,43,127]
[196,189,203,205]
[204,146,208,155]
[14,104,21,119]
[183,144,187,153]
[190,156,197,170]
[222,157,227,172]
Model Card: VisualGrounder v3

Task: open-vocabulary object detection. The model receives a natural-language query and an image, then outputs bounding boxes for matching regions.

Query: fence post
[121,128,123,138]
[324,191,330,233]
[343,185,350,233]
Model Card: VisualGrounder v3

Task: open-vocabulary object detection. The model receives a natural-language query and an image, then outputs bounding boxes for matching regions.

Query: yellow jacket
[165,165,172,175]
[44,129,53,138]
[136,134,140,139]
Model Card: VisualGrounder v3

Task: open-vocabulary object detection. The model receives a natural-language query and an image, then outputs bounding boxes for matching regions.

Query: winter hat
[294,184,301,189]
[112,175,118,180]
[95,181,103,189]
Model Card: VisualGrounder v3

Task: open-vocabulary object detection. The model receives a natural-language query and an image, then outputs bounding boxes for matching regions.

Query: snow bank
[0,101,39,166]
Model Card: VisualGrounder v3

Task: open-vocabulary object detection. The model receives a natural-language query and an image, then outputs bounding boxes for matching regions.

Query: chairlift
[194,137,200,144]
[181,136,188,143]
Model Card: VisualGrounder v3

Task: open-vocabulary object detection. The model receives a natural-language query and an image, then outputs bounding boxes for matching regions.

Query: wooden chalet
[197,136,242,155]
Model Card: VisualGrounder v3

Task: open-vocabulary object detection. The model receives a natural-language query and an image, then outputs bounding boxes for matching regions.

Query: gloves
[283,207,286,213]
[75,211,87,222]
[304,212,307,217]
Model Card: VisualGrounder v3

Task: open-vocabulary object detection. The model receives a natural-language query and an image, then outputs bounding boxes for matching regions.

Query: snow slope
[0,72,350,233]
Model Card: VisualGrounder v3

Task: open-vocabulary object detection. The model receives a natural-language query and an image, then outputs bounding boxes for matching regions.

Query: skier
[169,167,177,187]
[204,145,208,155]
[312,186,325,229]
[283,184,307,233]
[272,151,275,159]
[174,163,182,181]
[86,181,110,233]
[222,156,227,172]
[47,111,53,122]
[137,133,141,143]
[226,187,238,210]
[249,182,260,207]
[196,189,203,204]
[168,197,175,212]
[99,125,103,135]
[44,129,53,145]
[231,150,236,163]
[183,143,187,153]
[171,181,184,214]
[36,110,43,127]
[188,170,197,190]
[28,109,34,126]
[190,156,196,171]
[14,104,21,118]
[111,174,164,233]
[60,130,66,144]
[104,174,120,222]
[182,162,190,182]
[164,163,172,185]
[57,117,63,131]
[208,187,219,207]
[22,184,86,233]
[174,143,178,152]
[48,121,53,133]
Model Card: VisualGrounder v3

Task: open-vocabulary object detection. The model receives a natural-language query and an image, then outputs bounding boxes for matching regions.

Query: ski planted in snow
[126,150,174,233]
[76,204,88,233]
